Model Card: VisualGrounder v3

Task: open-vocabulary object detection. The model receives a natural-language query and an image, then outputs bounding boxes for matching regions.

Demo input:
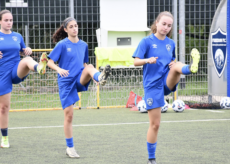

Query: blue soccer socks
[147,142,157,160]
[1,128,8,137]
[66,137,74,148]
[93,72,101,82]
[34,64,39,72]
[181,65,191,75]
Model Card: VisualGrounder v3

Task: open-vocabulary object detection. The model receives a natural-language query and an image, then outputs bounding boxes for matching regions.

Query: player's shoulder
[145,34,161,44]
[143,34,153,41]
[78,39,88,47]
[12,31,23,38]
[139,34,153,45]
[59,38,69,44]
[56,38,69,47]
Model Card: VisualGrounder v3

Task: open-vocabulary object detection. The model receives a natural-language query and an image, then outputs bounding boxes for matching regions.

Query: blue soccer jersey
[0,31,26,95]
[132,34,175,89]
[48,38,90,109]
[48,38,89,81]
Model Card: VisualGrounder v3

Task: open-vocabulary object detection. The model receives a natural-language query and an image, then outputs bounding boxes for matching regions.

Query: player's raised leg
[17,52,48,79]
[80,64,111,86]
[166,48,200,91]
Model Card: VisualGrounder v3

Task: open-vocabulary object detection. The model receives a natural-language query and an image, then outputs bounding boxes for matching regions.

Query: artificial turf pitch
[0,108,230,164]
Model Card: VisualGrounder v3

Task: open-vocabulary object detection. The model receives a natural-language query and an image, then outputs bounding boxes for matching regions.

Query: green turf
[11,80,208,110]
[0,108,230,164]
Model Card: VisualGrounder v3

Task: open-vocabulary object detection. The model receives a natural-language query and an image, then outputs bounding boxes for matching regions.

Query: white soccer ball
[137,100,147,113]
[161,100,168,113]
[172,100,185,112]
[220,97,230,109]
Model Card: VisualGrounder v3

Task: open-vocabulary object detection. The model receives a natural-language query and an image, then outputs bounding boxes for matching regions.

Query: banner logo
[211,28,227,78]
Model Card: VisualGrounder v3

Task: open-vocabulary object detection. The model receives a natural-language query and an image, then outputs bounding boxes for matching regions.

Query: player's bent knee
[87,64,94,69]
[23,56,33,61]
[20,56,33,65]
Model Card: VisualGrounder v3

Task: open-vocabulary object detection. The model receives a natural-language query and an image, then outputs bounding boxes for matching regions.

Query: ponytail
[52,25,67,43]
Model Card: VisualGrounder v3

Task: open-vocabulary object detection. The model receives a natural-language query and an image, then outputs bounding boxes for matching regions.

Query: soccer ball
[220,97,230,109]
[161,100,168,113]
[137,100,147,113]
[172,100,185,112]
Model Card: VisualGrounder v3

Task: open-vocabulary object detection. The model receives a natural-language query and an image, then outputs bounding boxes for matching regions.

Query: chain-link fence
[0,0,222,109]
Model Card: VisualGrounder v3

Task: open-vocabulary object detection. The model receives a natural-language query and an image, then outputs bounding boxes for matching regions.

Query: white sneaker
[66,147,80,158]
[1,136,10,148]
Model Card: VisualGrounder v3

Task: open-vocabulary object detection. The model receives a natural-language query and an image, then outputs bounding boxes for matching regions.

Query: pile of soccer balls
[162,99,185,113]
[137,99,185,113]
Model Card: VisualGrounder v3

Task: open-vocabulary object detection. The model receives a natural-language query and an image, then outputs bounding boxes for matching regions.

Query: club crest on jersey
[211,28,227,78]
[12,36,17,41]
[67,48,71,52]
[166,44,171,51]
[147,98,153,106]
[152,44,157,48]
[0,37,4,41]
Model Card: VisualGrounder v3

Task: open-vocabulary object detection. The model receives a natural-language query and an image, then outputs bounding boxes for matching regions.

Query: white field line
[8,119,230,130]
[206,110,225,113]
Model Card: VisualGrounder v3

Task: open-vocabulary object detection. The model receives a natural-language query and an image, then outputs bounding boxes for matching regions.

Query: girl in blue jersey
[0,10,48,148]
[132,11,200,164]
[48,17,111,158]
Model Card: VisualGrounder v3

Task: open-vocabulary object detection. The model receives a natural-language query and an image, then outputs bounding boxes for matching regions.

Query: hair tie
[64,17,76,28]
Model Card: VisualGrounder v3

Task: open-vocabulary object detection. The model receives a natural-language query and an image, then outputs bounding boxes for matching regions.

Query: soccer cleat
[189,48,200,73]
[1,136,10,148]
[66,147,80,158]
[98,65,111,86]
[37,52,48,75]
[147,159,157,164]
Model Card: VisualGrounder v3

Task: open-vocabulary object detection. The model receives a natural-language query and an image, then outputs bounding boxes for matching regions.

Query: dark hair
[150,11,173,38]
[0,9,11,21]
[52,17,77,43]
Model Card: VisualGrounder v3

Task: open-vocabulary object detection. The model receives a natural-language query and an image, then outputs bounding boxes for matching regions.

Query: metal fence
[0,0,222,109]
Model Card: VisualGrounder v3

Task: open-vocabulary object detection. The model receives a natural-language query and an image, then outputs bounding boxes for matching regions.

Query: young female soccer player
[132,11,200,164]
[0,9,48,148]
[47,17,111,158]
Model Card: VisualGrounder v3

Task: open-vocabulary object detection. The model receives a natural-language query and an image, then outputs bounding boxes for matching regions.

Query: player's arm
[19,35,32,56]
[134,57,158,66]
[47,59,69,77]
